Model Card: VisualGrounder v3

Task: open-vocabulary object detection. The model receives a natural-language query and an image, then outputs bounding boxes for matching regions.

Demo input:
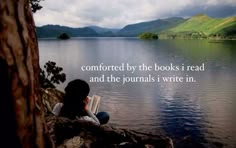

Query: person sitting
[52,79,109,125]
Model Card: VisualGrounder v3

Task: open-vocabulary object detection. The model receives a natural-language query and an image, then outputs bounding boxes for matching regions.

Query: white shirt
[52,103,100,125]
[52,103,63,116]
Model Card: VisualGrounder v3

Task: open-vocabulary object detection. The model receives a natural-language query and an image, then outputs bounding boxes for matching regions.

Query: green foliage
[57,33,70,40]
[139,32,158,40]
[30,0,44,13]
[160,14,236,39]
[39,61,66,89]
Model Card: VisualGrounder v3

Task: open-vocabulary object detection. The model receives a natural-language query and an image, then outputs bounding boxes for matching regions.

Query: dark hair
[59,79,90,119]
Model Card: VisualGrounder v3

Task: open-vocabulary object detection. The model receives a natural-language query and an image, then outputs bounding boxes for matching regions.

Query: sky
[34,0,236,28]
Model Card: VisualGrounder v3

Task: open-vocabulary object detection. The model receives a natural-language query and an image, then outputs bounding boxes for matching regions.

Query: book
[87,95,101,114]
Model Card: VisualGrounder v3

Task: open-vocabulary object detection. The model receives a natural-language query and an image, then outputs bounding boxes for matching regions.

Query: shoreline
[38,36,236,41]
[41,88,174,148]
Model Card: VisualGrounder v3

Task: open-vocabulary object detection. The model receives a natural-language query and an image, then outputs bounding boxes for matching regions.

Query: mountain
[117,17,186,36]
[36,25,99,38]
[159,14,236,39]
[87,26,121,37]
[36,14,236,39]
[36,18,186,38]
[88,26,120,33]
[36,25,121,38]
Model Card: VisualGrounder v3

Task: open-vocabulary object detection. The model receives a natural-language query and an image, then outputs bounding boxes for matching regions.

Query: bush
[57,33,70,40]
[39,61,66,89]
[138,32,159,40]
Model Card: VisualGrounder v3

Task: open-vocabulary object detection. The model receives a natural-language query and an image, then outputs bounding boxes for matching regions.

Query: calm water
[39,38,236,148]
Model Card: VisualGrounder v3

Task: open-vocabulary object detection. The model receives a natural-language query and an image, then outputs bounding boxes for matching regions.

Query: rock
[40,88,64,116]
[58,136,84,148]
[41,88,174,148]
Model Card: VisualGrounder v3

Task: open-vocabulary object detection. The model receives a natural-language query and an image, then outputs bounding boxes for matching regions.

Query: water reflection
[39,38,236,147]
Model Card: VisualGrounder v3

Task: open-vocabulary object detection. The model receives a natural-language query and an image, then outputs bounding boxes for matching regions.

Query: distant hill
[87,26,120,37]
[117,17,186,36]
[88,26,120,33]
[159,14,236,39]
[36,25,121,38]
[36,25,99,38]
[36,14,236,39]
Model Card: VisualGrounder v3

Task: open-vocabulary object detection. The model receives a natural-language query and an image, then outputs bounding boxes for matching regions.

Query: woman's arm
[86,109,100,124]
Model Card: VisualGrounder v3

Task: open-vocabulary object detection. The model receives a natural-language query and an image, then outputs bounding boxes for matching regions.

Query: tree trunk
[0,0,52,147]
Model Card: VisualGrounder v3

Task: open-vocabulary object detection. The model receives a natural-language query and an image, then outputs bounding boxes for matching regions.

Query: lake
[39,38,236,148]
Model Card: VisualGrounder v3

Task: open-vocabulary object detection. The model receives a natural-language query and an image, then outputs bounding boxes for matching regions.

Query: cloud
[34,0,236,28]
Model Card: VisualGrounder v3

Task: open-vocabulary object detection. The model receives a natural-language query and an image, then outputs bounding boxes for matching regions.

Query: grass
[160,14,236,39]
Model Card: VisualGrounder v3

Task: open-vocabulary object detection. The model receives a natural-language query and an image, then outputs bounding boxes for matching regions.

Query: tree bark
[0,0,52,147]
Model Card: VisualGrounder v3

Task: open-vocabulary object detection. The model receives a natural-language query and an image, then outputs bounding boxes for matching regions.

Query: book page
[88,95,101,114]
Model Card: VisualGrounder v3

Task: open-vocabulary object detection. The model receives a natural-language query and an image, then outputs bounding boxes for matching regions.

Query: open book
[87,95,101,114]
